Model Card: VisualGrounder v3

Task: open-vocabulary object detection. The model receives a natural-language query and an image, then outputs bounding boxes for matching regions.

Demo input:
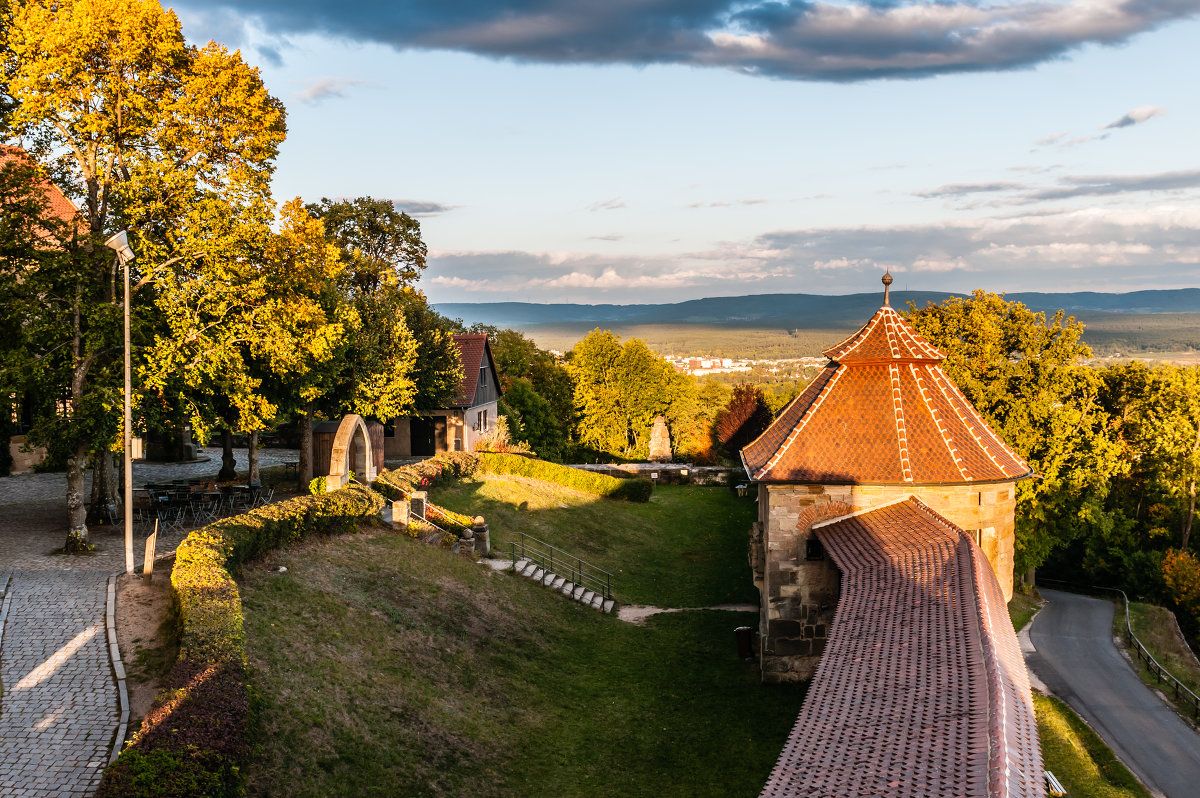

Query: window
[805,537,825,561]
[482,409,489,430]
[480,365,488,389]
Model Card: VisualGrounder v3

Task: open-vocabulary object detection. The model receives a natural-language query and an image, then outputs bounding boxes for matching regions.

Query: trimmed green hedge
[98,484,385,798]
[477,452,653,502]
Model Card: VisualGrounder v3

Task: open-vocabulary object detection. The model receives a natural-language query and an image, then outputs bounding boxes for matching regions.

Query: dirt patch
[114,559,178,727]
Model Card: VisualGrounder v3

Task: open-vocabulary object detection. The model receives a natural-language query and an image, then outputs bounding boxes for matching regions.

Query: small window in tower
[806,537,825,561]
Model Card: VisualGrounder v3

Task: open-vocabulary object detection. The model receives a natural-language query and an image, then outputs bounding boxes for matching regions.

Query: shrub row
[98,484,385,798]
[477,452,653,502]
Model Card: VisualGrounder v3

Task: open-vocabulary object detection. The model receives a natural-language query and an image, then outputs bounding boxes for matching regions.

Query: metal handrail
[1039,578,1200,720]
[510,532,614,601]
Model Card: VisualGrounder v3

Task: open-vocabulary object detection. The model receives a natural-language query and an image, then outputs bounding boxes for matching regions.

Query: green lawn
[240,528,805,798]
[432,476,759,607]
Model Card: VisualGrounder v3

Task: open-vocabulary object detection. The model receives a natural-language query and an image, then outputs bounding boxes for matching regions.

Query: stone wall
[755,480,1018,682]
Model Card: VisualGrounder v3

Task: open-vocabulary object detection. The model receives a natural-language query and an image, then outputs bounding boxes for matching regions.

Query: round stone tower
[740,276,1032,682]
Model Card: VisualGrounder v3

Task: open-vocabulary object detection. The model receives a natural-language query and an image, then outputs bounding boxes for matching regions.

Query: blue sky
[171,1,1200,304]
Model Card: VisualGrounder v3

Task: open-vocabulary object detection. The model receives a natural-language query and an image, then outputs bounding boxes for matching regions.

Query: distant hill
[435,289,1200,358]
[437,289,1200,330]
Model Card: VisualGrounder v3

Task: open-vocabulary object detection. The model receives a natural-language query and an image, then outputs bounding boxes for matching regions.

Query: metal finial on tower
[882,270,893,306]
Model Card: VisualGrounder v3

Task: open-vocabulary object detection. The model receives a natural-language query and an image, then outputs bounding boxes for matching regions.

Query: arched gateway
[323,414,377,491]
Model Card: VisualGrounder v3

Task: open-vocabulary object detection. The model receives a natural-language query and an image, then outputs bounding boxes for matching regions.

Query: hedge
[98,484,385,798]
[477,452,653,502]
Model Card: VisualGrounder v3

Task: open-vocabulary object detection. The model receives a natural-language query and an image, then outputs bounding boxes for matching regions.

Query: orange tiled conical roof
[741,289,1030,484]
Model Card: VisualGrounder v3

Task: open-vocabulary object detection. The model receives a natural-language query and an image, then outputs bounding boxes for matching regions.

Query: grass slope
[432,477,759,607]
[1120,601,1200,722]
[1036,695,1152,798]
[241,483,802,797]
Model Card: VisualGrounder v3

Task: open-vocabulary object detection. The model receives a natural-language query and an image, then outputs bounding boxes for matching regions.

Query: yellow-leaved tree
[1,0,285,548]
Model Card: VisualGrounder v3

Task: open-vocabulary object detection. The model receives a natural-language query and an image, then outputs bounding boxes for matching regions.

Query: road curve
[1028,588,1200,798]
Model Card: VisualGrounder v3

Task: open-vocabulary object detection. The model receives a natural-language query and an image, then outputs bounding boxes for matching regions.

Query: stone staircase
[512,558,615,612]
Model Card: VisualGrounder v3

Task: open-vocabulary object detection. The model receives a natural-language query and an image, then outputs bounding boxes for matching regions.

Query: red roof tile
[0,145,80,230]
[449,333,497,408]
[741,304,1029,484]
[760,498,1044,798]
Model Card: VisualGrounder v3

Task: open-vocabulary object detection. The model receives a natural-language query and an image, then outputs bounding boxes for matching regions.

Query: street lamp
[105,230,136,575]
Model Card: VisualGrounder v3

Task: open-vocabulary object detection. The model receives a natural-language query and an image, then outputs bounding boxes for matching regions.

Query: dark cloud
[1027,168,1200,201]
[387,199,457,217]
[175,0,1200,81]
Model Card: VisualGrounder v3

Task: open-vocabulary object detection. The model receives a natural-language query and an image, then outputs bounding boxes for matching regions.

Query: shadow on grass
[432,477,759,608]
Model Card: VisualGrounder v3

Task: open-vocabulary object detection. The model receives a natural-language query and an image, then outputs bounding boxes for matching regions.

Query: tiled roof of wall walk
[449,333,494,408]
[741,305,1030,484]
[0,145,81,228]
[760,498,1044,798]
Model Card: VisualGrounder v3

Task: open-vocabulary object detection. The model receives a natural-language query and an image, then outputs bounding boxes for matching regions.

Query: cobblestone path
[0,570,114,797]
[0,448,298,796]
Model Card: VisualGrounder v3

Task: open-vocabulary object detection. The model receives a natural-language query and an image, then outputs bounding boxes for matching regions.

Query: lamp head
[104,230,135,264]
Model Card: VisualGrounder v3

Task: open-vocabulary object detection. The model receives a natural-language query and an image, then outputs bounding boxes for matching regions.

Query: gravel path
[0,447,298,797]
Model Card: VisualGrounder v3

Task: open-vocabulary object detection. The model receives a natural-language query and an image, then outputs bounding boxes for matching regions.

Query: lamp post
[105,230,136,575]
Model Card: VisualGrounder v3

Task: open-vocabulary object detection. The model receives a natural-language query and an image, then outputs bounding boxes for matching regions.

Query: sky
[169,0,1200,304]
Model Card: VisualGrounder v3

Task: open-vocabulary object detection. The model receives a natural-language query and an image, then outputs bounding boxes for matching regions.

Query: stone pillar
[648,416,671,462]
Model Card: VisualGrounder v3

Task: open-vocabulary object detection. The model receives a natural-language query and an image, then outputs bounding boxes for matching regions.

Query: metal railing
[510,532,614,601]
[1040,578,1200,720]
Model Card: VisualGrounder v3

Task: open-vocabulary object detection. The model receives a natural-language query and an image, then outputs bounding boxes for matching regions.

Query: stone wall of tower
[754,481,1018,683]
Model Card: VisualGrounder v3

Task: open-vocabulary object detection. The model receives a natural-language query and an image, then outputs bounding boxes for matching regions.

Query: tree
[2,0,285,547]
[714,383,773,460]
[568,329,703,461]
[907,291,1125,575]
[400,292,463,410]
[499,377,564,459]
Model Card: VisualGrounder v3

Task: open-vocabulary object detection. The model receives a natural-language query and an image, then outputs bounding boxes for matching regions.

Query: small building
[382,333,502,458]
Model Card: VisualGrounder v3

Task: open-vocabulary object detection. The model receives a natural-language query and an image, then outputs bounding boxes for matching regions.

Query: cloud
[586,234,624,241]
[1025,168,1200,201]
[387,199,457,217]
[1033,132,1067,146]
[297,77,364,103]
[686,199,768,208]
[422,201,1200,303]
[1102,105,1167,129]
[913,182,1024,199]
[175,0,1200,82]
[588,198,627,211]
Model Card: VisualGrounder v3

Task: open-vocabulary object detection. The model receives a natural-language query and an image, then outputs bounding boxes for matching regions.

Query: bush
[99,484,384,798]
[478,452,652,502]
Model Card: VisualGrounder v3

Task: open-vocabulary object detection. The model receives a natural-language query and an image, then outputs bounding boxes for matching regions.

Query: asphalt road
[1028,588,1200,798]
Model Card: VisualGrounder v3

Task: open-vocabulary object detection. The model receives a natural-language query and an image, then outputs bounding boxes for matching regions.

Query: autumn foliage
[713,383,773,459]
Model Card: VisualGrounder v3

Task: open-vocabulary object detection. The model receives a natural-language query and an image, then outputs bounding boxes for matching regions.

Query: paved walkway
[1029,588,1200,798]
[0,448,298,797]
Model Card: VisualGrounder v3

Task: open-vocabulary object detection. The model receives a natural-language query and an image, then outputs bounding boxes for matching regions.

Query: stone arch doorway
[325,414,377,491]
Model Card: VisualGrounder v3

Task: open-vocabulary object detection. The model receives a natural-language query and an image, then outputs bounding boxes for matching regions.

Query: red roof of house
[741,303,1029,484]
[0,145,80,229]
[760,498,1044,798]
[449,333,497,408]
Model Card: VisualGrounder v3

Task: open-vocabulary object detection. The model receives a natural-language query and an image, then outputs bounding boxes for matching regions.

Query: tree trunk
[64,445,89,551]
[299,404,314,487]
[248,429,260,483]
[88,451,121,525]
[217,428,237,481]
